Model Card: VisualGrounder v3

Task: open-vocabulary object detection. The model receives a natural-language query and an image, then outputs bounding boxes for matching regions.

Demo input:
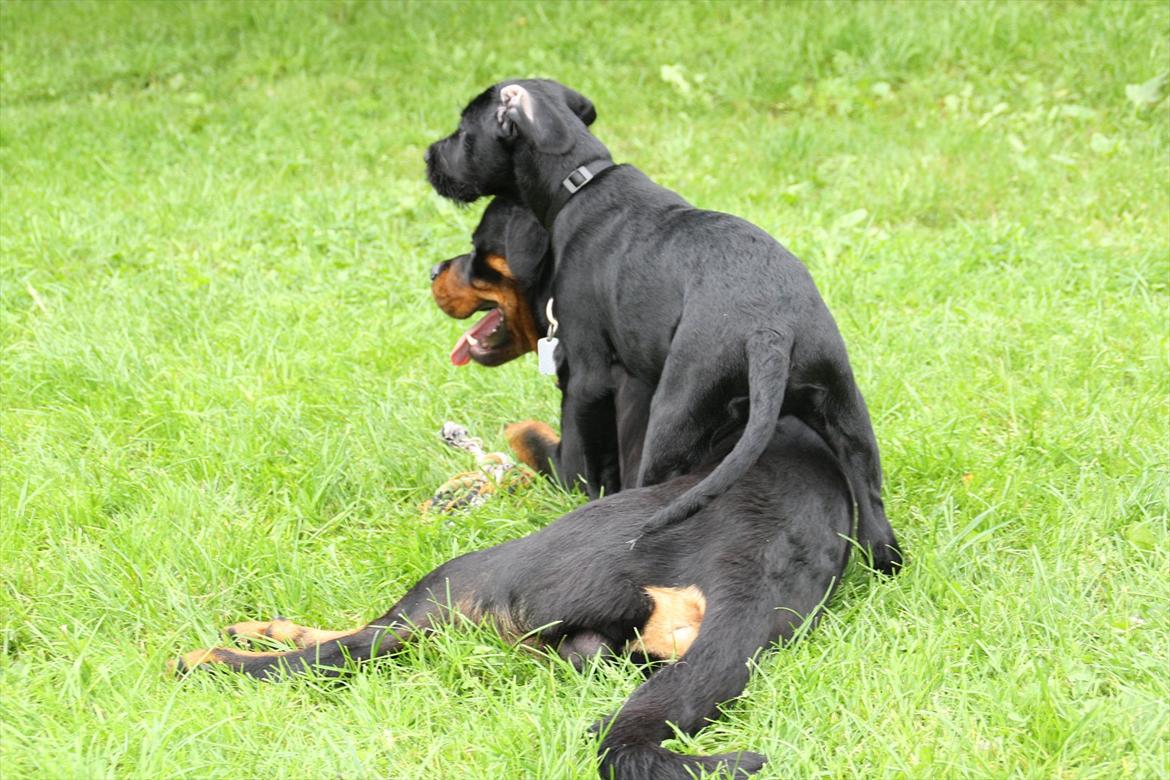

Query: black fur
[426,91,902,572]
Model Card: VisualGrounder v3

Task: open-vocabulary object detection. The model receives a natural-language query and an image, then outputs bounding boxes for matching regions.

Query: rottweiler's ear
[497,83,579,154]
[503,207,551,284]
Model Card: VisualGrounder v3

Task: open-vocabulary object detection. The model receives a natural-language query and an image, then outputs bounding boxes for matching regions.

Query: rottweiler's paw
[504,420,559,474]
[224,618,292,647]
[169,647,228,676]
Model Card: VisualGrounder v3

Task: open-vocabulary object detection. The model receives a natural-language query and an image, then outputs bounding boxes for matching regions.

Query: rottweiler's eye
[469,251,502,283]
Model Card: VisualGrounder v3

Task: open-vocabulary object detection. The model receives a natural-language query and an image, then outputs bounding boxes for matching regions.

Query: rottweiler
[173,220,857,779]
[424,80,902,573]
[430,196,669,489]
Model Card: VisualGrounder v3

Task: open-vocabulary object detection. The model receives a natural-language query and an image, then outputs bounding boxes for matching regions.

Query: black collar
[545,159,617,225]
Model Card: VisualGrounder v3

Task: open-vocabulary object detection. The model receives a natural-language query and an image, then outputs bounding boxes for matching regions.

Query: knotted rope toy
[421,422,534,515]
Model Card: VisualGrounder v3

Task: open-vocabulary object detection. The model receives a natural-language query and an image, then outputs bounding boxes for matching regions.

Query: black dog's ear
[503,206,551,284]
[561,85,596,126]
[497,83,583,154]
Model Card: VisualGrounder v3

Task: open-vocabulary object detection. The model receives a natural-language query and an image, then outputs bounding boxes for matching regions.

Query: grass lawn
[2,1,1168,777]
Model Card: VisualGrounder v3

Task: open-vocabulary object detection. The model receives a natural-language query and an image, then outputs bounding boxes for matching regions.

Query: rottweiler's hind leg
[174,560,482,680]
[596,599,774,779]
[173,617,415,680]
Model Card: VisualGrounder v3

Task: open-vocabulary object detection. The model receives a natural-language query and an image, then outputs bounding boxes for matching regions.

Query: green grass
[2,0,1168,777]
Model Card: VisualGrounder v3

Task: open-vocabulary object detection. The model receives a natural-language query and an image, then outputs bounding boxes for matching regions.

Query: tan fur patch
[430,253,539,360]
[627,585,707,659]
[505,420,560,471]
[483,253,515,279]
[227,618,358,648]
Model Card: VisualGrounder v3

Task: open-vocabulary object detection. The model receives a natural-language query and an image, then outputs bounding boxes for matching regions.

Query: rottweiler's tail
[640,328,791,537]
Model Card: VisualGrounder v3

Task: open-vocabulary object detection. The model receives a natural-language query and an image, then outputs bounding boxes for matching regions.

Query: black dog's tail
[640,328,791,537]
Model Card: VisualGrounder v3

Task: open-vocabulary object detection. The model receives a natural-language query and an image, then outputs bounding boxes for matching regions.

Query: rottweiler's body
[424,80,902,572]
[178,418,851,780]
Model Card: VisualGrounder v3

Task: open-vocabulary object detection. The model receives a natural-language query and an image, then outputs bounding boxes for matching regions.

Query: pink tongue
[450,309,504,366]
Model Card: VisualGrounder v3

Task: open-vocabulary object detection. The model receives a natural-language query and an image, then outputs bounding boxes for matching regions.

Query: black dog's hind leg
[596,601,772,780]
[807,377,903,575]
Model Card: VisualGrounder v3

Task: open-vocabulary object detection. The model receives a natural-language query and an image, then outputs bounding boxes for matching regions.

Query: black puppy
[176,417,852,780]
[425,80,902,572]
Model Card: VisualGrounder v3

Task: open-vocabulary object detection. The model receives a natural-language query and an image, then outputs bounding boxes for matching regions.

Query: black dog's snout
[430,261,447,282]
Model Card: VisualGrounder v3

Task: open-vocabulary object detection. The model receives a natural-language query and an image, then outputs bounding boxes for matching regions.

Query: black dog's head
[430,198,552,367]
[425,80,604,206]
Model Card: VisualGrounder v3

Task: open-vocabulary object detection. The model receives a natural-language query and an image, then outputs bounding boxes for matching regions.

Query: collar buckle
[562,165,595,195]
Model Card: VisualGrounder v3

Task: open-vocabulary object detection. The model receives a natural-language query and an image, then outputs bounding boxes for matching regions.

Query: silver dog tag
[537,336,559,375]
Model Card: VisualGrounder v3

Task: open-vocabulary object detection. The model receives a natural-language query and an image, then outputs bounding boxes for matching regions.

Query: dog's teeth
[466,335,479,346]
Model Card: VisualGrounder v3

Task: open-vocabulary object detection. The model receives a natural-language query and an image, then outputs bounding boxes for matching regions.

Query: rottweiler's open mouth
[450,308,509,366]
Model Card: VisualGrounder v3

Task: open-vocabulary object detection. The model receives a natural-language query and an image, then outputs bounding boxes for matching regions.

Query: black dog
[425,80,901,572]
[176,415,852,780]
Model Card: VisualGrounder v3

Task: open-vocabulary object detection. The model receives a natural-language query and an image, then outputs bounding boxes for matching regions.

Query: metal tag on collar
[537,297,559,375]
[562,165,594,195]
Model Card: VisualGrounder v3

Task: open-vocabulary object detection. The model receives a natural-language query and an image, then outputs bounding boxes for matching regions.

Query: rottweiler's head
[424,79,602,205]
[431,198,552,367]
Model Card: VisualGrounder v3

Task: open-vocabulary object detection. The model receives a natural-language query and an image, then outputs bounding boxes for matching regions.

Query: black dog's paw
[870,539,904,576]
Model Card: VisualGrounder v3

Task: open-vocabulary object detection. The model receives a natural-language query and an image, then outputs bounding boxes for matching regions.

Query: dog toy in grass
[421,422,533,515]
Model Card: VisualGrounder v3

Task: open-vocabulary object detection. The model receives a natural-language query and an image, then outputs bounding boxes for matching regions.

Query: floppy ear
[497,83,579,154]
[503,207,551,284]
[561,85,597,126]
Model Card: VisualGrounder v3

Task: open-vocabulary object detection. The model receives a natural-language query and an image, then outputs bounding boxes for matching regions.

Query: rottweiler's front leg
[506,371,653,493]
[505,420,561,479]
[505,416,619,495]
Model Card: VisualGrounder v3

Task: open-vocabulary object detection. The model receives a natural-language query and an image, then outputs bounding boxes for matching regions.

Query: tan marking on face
[431,252,539,362]
[430,255,485,319]
[504,420,560,471]
[482,253,515,279]
[627,585,707,660]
